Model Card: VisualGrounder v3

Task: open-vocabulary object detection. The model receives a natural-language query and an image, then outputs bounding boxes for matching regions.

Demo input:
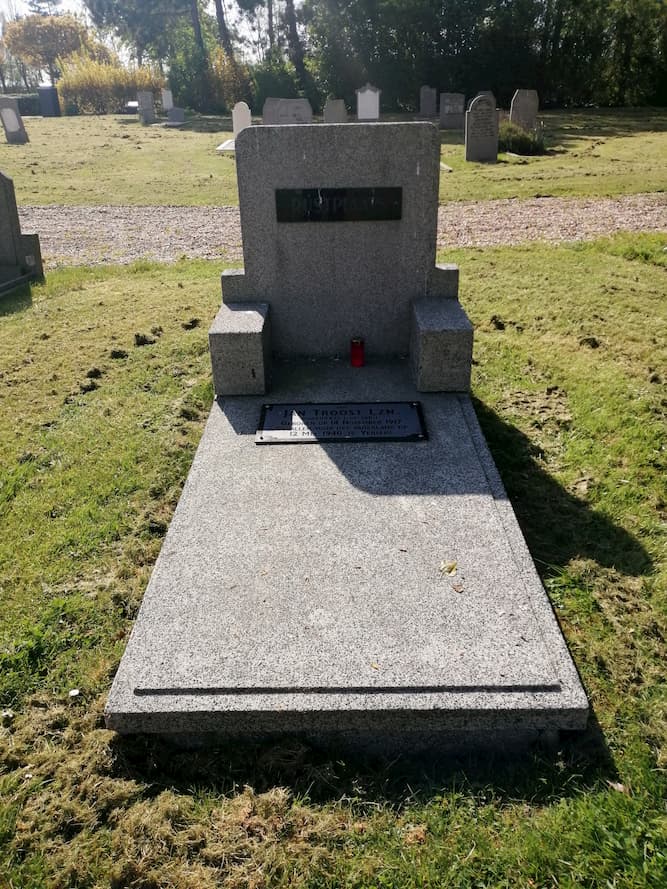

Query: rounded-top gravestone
[465,93,498,163]
[232,101,252,137]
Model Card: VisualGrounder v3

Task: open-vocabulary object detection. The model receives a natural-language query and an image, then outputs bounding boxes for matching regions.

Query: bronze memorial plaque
[256,402,427,444]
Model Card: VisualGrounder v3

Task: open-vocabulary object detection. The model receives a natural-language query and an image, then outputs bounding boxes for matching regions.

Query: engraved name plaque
[256,402,427,444]
[276,188,402,223]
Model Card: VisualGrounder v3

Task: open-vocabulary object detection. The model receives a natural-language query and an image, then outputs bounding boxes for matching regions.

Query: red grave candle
[350,338,365,367]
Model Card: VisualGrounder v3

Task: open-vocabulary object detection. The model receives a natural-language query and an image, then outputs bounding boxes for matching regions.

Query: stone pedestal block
[209,302,271,396]
[411,298,473,392]
[428,263,459,299]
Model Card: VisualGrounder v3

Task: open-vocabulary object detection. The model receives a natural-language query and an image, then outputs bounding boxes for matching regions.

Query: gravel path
[19,193,666,268]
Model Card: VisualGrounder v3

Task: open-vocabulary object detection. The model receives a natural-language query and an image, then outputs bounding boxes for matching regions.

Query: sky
[1,1,85,18]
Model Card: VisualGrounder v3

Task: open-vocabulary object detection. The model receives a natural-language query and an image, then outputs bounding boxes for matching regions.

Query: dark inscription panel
[276,188,402,223]
[256,402,427,444]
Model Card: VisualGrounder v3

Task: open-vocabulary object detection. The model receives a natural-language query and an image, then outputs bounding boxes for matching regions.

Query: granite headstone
[0,97,29,145]
[323,98,348,123]
[161,88,174,112]
[137,91,155,125]
[439,92,465,129]
[0,171,43,294]
[510,89,539,131]
[419,85,437,117]
[465,93,498,163]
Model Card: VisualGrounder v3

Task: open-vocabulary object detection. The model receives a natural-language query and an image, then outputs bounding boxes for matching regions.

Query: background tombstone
[0,97,29,145]
[465,93,498,163]
[262,97,281,124]
[419,85,437,117]
[0,171,43,294]
[161,88,174,112]
[137,91,156,125]
[356,83,381,120]
[37,86,61,117]
[439,93,465,129]
[323,98,348,123]
[510,89,539,131]
[232,101,252,136]
[166,107,185,127]
[468,90,494,109]
[276,98,313,124]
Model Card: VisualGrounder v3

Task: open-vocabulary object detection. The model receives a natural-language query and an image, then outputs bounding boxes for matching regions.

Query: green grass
[0,108,665,206]
[1,233,666,887]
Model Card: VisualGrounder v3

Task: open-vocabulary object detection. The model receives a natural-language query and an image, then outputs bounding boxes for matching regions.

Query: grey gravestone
[165,107,185,127]
[439,92,465,129]
[465,93,498,163]
[277,98,313,124]
[0,97,29,145]
[212,124,461,364]
[38,86,60,117]
[323,98,348,123]
[419,85,437,117]
[0,171,43,294]
[137,91,155,125]
[232,101,252,136]
[262,97,281,124]
[161,88,174,112]
[356,83,380,120]
[106,123,588,750]
[510,89,539,131]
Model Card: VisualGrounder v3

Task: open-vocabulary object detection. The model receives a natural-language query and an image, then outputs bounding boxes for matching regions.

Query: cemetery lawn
[0,108,665,206]
[1,233,666,887]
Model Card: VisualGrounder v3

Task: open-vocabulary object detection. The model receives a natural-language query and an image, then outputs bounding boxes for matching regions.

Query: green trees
[3,1,665,110]
[3,13,87,85]
[305,0,667,109]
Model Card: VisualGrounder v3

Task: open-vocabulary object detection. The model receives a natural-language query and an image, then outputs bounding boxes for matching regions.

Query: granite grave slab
[106,120,588,750]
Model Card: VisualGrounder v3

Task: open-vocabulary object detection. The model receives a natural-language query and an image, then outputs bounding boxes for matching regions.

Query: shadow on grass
[0,282,32,316]
[473,398,651,577]
[109,708,616,808]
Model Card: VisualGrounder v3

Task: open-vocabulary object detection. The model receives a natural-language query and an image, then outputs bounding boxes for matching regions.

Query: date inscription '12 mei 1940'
[256,402,427,444]
[275,188,402,223]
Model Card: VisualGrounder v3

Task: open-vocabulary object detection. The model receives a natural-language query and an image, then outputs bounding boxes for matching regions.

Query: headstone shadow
[473,398,652,577]
[108,706,616,807]
[0,281,32,315]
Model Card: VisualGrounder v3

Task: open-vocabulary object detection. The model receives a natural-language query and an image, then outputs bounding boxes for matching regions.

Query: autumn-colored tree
[4,14,87,85]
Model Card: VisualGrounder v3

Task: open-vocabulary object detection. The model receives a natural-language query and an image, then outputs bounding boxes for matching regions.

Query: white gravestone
[161,88,174,112]
[356,83,380,121]
[276,98,313,124]
[439,93,465,130]
[0,97,29,145]
[232,101,252,137]
[419,86,437,117]
[323,98,348,123]
[510,89,539,131]
[465,94,498,163]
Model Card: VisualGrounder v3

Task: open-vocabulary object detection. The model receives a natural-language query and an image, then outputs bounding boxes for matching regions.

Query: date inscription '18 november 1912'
[256,402,427,444]
[276,188,402,223]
